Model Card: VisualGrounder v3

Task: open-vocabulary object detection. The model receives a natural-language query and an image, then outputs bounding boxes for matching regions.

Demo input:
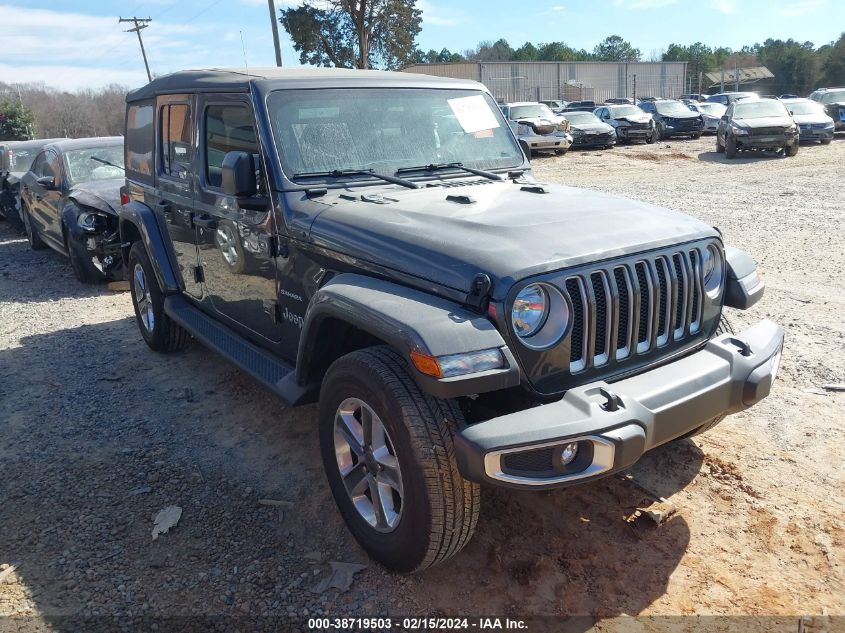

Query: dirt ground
[1,134,843,630]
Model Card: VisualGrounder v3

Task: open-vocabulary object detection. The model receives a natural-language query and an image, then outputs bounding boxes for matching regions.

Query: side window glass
[204,104,263,193]
[126,103,154,179]
[47,152,62,181]
[30,153,47,177]
[160,103,193,180]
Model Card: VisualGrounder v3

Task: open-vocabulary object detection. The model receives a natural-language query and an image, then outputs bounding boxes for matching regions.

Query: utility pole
[119,17,153,83]
[267,0,283,67]
[735,62,740,92]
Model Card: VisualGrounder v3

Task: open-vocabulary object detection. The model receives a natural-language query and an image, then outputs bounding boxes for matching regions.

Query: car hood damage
[300,180,718,299]
[69,178,123,215]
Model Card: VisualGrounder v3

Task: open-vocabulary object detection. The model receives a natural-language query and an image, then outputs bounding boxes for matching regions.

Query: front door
[29,149,64,247]
[155,96,202,299]
[195,94,282,343]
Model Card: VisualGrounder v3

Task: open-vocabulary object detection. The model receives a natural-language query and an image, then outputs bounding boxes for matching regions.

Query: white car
[501,102,573,157]
[688,102,728,134]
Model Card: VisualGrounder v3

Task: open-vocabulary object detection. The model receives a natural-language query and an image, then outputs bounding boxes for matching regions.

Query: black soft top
[126,67,483,102]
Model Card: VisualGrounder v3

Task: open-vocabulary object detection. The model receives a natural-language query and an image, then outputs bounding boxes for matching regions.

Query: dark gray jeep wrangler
[120,68,784,572]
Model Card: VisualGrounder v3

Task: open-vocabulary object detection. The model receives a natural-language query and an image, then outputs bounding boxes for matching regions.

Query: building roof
[126,67,480,102]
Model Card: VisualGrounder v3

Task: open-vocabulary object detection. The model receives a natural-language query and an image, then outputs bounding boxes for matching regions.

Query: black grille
[614,267,629,351]
[502,447,555,474]
[635,262,650,345]
[591,273,608,360]
[566,278,584,364]
[751,126,787,136]
[563,248,706,373]
[655,259,668,340]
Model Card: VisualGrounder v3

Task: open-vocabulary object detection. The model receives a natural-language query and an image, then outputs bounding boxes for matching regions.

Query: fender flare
[296,273,521,398]
[724,246,765,310]
[118,201,180,293]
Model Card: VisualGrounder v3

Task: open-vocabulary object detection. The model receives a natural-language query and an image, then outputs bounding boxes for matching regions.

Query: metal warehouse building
[402,61,689,103]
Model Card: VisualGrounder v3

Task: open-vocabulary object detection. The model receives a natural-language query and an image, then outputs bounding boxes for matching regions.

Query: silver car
[688,102,728,134]
[783,98,835,143]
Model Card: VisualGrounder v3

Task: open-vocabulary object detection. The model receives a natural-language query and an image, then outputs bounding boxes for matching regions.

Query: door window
[160,103,193,180]
[203,104,262,191]
[46,151,63,182]
[31,152,50,177]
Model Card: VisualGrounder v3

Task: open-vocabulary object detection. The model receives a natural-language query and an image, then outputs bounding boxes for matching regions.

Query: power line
[119,16,153,82]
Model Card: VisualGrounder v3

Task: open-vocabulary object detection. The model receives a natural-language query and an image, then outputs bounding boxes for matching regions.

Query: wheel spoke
[375,455,402,495]
[368,476,389,530]
[337,409,365,456]
[137,296,148,315]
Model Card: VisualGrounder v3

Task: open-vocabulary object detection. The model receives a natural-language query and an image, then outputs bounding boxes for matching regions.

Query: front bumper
[455,319,784,490]
[798,126,835,141]
[737,135,797,150]
[615,126,652,141]
[520,133,573,152]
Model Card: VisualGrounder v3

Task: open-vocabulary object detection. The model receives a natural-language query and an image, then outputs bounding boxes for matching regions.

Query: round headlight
[512,284,548,338]
[702,245,724,297]
[511,283,571,349]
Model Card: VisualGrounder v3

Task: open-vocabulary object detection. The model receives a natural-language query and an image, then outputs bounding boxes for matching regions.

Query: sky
[0,0,842,91]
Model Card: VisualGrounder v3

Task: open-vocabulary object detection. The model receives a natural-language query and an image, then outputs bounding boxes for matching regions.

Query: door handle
[156,200,172,213]
[193,214,218,230]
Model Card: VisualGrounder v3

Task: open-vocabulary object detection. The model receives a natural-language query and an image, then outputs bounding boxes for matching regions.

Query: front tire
[65,222,106,284]
[725,135,738,159]
[716,133,725,153]
[127,242,191,352]
[319,346,480,573]
[22,204,46,250]
[785,142,799,157]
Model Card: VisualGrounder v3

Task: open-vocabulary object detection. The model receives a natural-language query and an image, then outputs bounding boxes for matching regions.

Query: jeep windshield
[267,88,522,182]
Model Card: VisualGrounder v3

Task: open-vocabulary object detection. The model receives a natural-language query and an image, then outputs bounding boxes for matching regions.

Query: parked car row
[494,88,841,160]
[0,136,125,282]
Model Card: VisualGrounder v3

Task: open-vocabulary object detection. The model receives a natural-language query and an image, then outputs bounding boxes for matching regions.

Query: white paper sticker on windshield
[447,95,500,134]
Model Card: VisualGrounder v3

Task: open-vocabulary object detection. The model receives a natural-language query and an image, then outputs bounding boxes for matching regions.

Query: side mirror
[36,175,55,189]
[221,151,269,211]
[222,151,256,197]
[721,115,729,122]
[788,110,794,116]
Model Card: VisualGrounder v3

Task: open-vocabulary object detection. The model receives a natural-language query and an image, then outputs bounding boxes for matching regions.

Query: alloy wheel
[133,263,155,332]
[333,397,404,533]
[216,225,239,267]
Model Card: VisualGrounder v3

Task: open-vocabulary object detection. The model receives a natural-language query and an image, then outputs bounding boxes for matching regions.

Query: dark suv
[716,99,800,158]
[120,68,784,573]
[808,87,845,132]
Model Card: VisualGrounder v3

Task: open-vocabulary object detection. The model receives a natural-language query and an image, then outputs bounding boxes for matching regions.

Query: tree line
[0,82,126,142]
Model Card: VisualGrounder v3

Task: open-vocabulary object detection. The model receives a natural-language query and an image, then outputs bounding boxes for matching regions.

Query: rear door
[155,95,202,298]
[194,93,282,343]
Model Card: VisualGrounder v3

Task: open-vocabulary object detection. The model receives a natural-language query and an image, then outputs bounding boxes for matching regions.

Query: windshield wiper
[291,168,419,189]
[395,162,504,181]
[89,156,125,171]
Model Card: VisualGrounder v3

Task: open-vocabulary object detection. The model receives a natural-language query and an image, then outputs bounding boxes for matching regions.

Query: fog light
[560,442,579,466]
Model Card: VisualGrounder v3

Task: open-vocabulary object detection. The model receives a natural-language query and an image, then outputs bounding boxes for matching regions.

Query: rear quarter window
[126,102,154,183]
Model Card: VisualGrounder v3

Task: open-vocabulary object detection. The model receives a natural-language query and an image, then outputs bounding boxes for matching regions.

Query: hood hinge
[466,273,493,311]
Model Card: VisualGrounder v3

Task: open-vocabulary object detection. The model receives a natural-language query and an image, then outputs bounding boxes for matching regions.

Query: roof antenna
[240,30,251,80]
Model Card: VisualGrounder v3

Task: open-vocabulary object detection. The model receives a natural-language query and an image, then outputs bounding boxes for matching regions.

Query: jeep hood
[69,178,123,215]
[301,180,717,299]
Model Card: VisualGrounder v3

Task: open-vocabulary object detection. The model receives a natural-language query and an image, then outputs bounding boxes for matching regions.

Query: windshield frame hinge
[466,273,493,311]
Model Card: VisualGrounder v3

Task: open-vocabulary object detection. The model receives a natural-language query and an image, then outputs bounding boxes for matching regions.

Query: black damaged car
[716,99,799,159]
[1,138,65,232]
[638,99,704,140]
[19,137,125,282]
[562,111,617,149]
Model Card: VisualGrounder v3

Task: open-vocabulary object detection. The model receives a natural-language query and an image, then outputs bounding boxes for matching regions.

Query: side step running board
[164,295,316,406]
